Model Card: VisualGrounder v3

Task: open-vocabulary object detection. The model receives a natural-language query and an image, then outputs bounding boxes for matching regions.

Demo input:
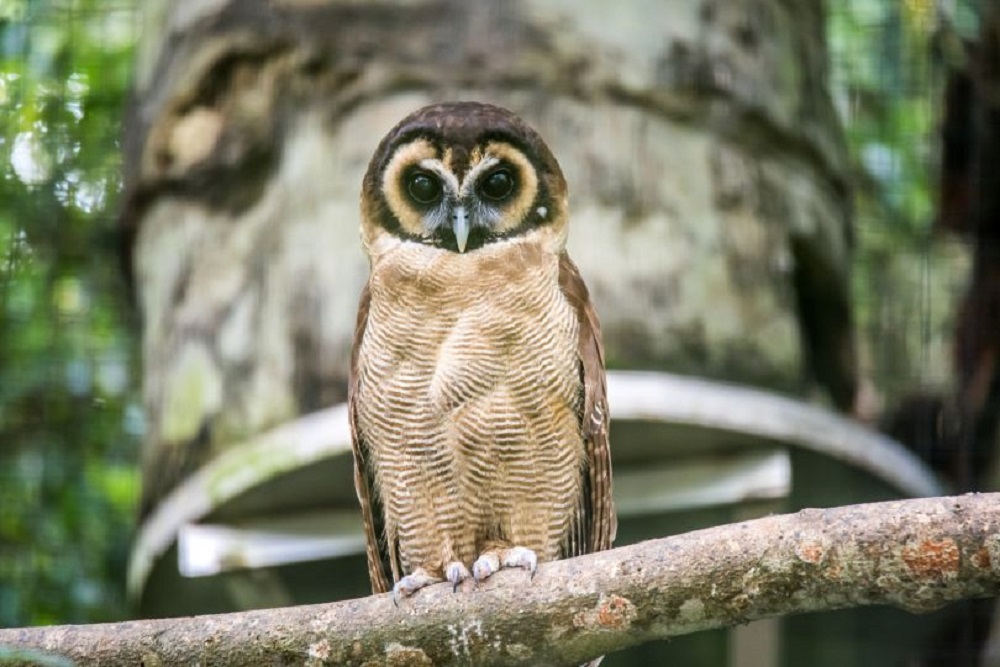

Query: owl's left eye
[406,172,442,205]
[479,169,514,201]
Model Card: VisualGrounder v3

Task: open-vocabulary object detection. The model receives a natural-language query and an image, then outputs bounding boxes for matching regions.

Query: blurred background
[0,0,995,665]
[0,0,137,626]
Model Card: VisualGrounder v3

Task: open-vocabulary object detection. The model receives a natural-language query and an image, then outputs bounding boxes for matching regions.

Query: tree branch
[3,494,999,666]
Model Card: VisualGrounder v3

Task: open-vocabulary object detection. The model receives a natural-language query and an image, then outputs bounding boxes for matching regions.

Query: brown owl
[350,102,616,607]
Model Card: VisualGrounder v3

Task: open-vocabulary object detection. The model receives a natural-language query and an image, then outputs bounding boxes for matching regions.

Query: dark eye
[406,172,441,205]
[479,169,514,200]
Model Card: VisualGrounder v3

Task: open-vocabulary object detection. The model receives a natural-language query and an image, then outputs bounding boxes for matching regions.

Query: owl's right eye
[406,172,442,205]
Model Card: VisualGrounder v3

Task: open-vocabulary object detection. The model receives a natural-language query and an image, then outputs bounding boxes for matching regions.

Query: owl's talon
[503,546,538,578]
[391,568,440,605]
[472,546,538,584]
[446,561,471,592]
[472,553,500,583]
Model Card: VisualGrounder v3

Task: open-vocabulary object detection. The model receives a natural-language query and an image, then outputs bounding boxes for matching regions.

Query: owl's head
[361,102,568,256]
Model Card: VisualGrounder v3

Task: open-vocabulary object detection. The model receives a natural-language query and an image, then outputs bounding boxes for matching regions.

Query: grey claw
[446,561,471,592]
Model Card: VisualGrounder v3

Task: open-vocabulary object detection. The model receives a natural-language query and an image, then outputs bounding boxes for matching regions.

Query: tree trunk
[121,0,855,524]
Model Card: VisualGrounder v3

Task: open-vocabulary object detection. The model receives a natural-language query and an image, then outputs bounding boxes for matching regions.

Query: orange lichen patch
[597,595,636,630]
[971,547,992,570]
[573,595,637,631]
[901,538,960,578]
[796,543,824,564]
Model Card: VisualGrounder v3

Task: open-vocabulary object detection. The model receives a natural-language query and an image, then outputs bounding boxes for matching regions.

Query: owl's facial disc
[381,137,541,253]
[402,154,517,252]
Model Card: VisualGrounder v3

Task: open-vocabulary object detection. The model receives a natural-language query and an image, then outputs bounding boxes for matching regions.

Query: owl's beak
[452,205,470,253]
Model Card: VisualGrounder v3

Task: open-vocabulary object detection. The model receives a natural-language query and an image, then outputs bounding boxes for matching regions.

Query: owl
[349,102,616,606]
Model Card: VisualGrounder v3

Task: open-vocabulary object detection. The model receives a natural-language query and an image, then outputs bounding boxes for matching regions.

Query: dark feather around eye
[406,171,442,205]
[479,169,514,201]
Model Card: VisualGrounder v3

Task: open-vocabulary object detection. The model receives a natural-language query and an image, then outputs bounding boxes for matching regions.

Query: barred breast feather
[349,232,614,593]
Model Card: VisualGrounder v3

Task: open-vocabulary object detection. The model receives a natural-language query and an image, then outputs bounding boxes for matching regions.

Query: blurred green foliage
[0,0,139,626]
[828,0,977,403]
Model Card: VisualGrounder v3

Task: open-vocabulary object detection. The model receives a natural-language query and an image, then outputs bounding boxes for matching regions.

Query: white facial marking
[418,158,460,195]
[459,154,500,198]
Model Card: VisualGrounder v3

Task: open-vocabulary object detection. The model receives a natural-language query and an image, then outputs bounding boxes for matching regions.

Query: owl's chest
[359,241,580,413]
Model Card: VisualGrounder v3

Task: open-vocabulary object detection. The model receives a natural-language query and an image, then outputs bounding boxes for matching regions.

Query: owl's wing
[558,253,617,556]
[348,283,395,594]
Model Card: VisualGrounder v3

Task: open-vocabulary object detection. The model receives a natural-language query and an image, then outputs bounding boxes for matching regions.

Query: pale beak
[452,205,470,253]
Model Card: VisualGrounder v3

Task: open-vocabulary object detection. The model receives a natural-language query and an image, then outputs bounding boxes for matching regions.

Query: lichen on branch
[2,494,998,666]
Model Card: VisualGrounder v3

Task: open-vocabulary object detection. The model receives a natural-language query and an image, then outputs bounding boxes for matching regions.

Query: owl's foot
[445,560,472,592]
[472,546,538,583]
[391,568,440,606]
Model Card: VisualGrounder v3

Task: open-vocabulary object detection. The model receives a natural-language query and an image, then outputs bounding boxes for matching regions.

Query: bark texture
[6,494,1000,667]
[120,0,856,517]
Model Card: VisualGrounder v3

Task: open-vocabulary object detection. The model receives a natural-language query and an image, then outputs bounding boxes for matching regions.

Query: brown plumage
[349,102,615,605]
